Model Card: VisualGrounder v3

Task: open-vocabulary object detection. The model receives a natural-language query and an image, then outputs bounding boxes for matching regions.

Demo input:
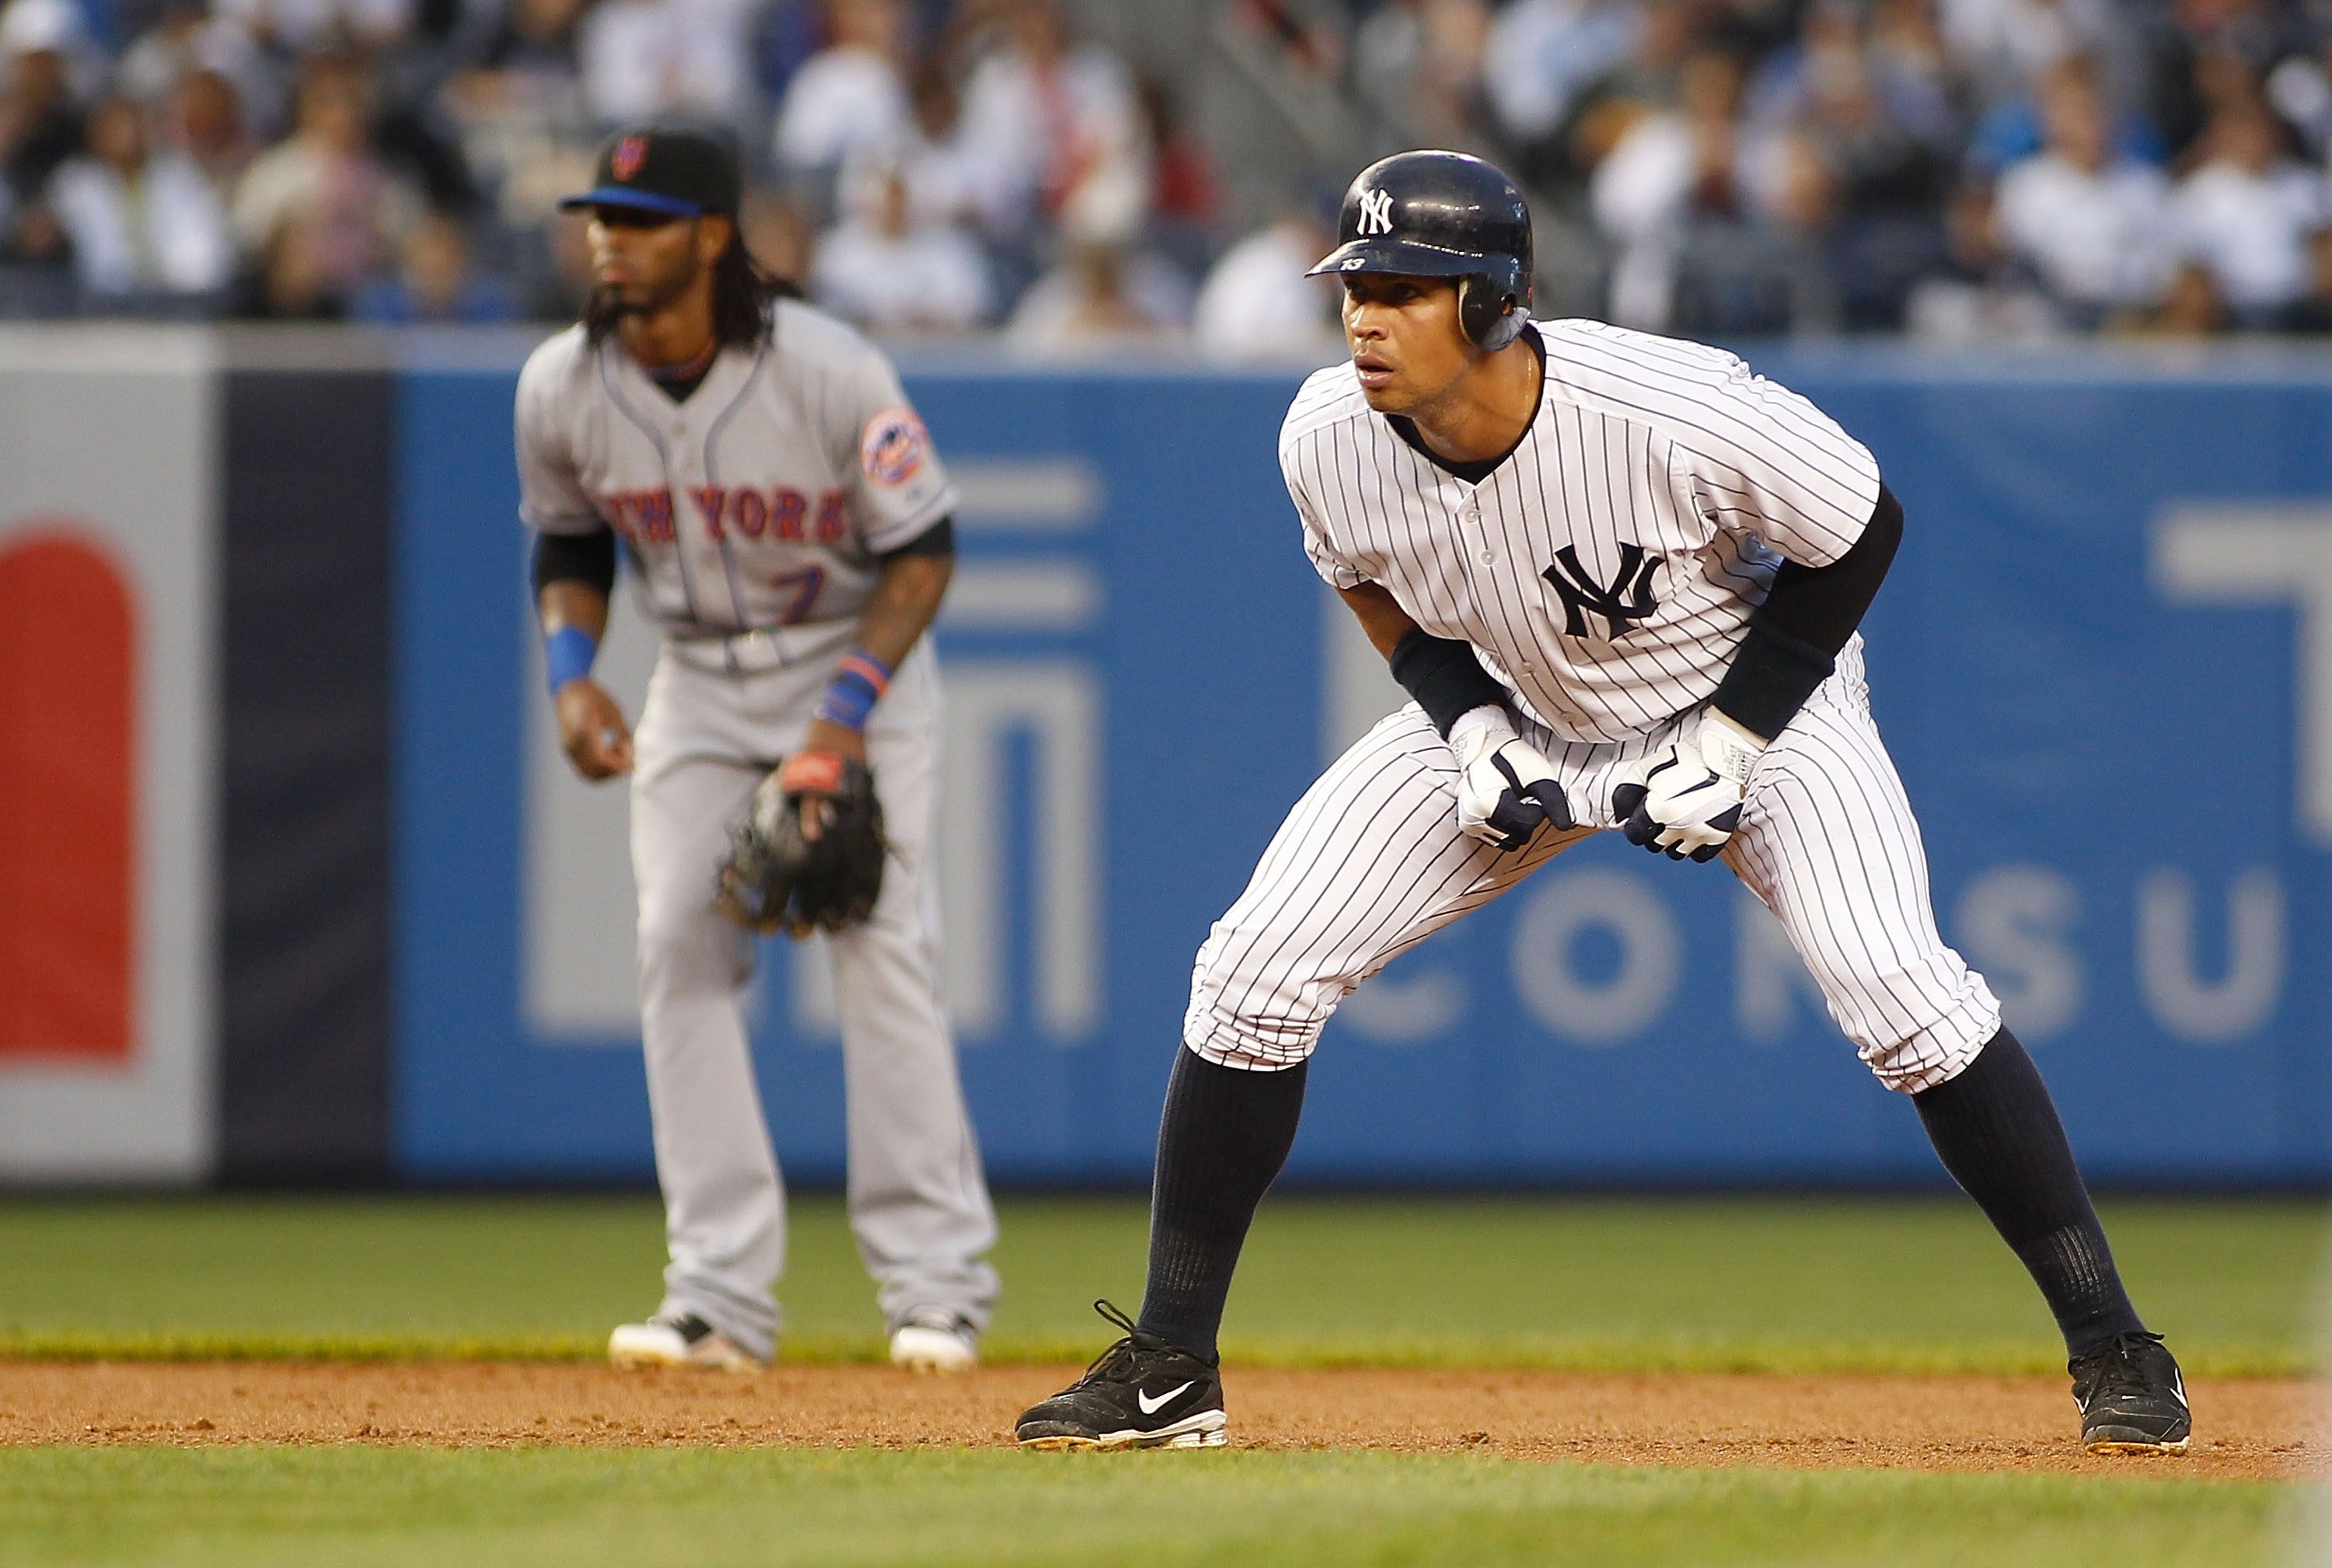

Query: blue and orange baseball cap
[560,124,741,219]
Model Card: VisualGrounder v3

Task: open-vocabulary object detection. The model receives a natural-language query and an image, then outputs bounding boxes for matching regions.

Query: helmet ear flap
[1459,268,1526,352]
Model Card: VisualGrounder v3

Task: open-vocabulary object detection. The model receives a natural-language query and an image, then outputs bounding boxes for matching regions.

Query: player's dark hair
[711,227,803,347]
[581,220,802,347]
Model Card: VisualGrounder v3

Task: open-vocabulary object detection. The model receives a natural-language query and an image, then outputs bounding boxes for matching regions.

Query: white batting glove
[1611,709,1767,863]
[1451,705,1572,852]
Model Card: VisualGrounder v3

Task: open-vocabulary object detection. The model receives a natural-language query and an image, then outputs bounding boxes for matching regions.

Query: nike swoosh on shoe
[1137,1381,1194,1416]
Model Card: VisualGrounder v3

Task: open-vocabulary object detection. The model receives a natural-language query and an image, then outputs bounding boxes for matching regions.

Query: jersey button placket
[1458,492,1494,564]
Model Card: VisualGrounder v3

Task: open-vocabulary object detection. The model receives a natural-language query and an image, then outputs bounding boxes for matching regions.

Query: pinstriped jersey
[1282,317,1883,744]
[515,299,955,637]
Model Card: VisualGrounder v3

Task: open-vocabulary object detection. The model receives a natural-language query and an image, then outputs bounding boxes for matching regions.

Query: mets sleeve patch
[861,407,931,489]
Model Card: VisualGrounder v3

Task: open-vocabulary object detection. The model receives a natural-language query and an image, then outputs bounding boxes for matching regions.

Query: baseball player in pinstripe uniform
[519,125,997,1375]
[1017,150,2190,1453]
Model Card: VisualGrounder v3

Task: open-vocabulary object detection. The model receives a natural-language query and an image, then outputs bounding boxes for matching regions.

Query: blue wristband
[545,624,599,697]
[812,649,893,732]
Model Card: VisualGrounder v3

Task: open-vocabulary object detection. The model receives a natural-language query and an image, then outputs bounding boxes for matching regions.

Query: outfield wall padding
[1,330,2327,1187]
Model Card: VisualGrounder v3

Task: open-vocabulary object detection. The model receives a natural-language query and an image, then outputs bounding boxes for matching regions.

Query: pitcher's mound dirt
[2,1362,2320,1479]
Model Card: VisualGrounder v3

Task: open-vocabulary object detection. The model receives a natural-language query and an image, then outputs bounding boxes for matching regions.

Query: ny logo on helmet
[612,135,648,181]
[1357,187,1394,236]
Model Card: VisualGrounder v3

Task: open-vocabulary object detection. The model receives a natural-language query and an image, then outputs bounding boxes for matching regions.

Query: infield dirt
[2,1362,2319,1479]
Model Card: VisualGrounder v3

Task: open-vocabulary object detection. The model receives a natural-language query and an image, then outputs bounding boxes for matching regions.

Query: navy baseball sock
[1913,1026,2145,1359]
[1136,1046,1307,1362]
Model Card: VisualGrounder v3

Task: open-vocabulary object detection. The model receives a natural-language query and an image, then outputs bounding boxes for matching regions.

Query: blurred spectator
[213,0,413,60]
[1745,1,1956,155]
[773,0,910,188]
[0,8,86,211]
[47,93,232,302]
[1938,0,2111,111]
[2133,0,2303,163]
[1481,0,1642,155]
[116,4,276,133]
[1866,0,1957,117]
[1191,208,1337,360]
[523,195,592,315]
[236,202,340,316]
[578,0,756,126]
[739,184,812,285]
[2125,257,2230,337]
[882,61,983,228]
[441,0,588,231]
[955,0,1148,244]
[0,0,2327,344]
[1774,5,1954,327]
[810,152,989,334]
[1994,60,2171,323]
[1594,48,1756,328]
[1354,0,1496,150]
[2166,96,2326,327]
[232,54,420,306]
[1904,179,2060,340]
[453,0,585,98]
[0,0,99,96]
[2266,36,2332,161]
[1007,237,1189,350]
[1557,0,1710,199]
[2289,230,2332,334]
[166,67,256,198]
[1139,75,1219,253]
[351,209,515,322]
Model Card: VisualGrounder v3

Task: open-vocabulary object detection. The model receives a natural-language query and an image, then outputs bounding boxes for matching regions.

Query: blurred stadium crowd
[5,0,2332,344]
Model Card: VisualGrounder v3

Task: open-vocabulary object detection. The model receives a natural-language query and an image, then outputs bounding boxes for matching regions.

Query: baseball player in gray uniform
[1018,151,2190,1451]
[518,124,997,1374]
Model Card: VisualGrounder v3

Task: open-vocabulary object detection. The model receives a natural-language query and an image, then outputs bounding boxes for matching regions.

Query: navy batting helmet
[1307,150,1534,352]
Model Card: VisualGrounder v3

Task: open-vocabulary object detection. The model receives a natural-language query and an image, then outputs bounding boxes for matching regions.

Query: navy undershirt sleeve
[1711,482,1901,740]
[532,526,617,598]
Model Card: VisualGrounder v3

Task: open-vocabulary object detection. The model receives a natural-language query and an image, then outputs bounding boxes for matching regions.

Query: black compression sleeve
[878,515,955,560]
[1712,482,1903,739]
[532,527,617,598]
[1389,627,1511,737]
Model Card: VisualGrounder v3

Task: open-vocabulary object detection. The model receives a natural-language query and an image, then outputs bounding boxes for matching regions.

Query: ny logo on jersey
[1542,543,1661,639]
[1356,187,1394,236]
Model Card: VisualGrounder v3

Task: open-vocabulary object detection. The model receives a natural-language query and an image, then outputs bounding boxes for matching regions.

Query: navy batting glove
[1610,711,1765,863]
[1451,706,1572,852]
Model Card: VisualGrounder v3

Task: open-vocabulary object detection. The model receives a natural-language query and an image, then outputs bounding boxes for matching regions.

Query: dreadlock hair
[711,227,804,347]
[581,218,803,347]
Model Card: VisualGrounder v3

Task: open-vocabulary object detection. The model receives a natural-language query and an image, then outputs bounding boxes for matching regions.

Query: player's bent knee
[1182,982,1327,1071]
[1857,996,2002,1095]
[1182,1023,1318,1073]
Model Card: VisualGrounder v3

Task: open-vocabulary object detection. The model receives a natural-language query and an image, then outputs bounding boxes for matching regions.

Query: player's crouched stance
[1015,151,2188,1455]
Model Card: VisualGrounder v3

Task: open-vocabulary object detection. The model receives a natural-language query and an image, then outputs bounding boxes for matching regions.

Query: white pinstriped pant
[1184,641,2001,1091]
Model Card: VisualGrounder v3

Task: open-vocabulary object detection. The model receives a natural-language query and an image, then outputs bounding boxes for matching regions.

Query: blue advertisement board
[392,347,2332,1186]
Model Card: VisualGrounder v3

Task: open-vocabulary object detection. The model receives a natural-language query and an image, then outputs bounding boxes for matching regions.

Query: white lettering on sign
[1954,864,2082,1041]
[2136,868,2283,1043]
[2152,505,2332,844]
[1510,867,1681,1045]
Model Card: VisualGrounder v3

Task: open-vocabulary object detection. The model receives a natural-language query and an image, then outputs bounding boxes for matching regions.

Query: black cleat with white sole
[1016,1301,1227,1451]
[2071,1331,2191,1452]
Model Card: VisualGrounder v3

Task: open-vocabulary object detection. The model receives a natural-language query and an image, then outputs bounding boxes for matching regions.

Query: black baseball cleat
[2070,1331,2191,1452]
[1015,1301,1227,1451]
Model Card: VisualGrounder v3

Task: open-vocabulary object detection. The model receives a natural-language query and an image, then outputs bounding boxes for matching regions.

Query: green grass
[0,1194,2320,1376]
[4,1197,2322,1567]
[0,1447,2310,1568]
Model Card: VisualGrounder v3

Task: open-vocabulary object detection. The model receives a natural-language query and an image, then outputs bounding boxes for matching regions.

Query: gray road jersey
[1280,317,1883,744]
[515,299,955,637]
